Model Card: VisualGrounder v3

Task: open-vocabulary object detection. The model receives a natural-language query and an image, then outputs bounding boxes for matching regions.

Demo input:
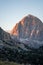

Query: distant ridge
[0,27,11,40]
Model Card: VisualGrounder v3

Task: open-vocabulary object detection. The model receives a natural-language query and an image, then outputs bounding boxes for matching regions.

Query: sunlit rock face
[11,14,43,41]
[11,24,18,36]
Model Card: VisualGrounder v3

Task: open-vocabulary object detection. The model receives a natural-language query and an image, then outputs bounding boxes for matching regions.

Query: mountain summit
[11,14,43,41]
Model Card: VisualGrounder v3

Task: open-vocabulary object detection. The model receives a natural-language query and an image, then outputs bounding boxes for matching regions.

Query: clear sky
[0,0,43,31]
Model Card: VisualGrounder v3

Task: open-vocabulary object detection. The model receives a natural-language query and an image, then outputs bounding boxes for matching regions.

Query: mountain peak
[20,14,42,25]
[27,14,35,17]
[11,14,43,41]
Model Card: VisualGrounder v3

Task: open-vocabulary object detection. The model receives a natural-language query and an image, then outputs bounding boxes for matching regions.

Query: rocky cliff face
[11,15,43,41]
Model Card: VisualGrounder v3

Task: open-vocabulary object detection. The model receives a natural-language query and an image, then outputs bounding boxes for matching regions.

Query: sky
[0,0,43,31]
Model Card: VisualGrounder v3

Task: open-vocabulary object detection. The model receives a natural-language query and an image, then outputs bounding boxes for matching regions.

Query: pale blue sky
[0,0,43,30]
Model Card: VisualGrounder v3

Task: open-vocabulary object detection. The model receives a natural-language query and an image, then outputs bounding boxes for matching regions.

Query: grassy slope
[0,61,24,65]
